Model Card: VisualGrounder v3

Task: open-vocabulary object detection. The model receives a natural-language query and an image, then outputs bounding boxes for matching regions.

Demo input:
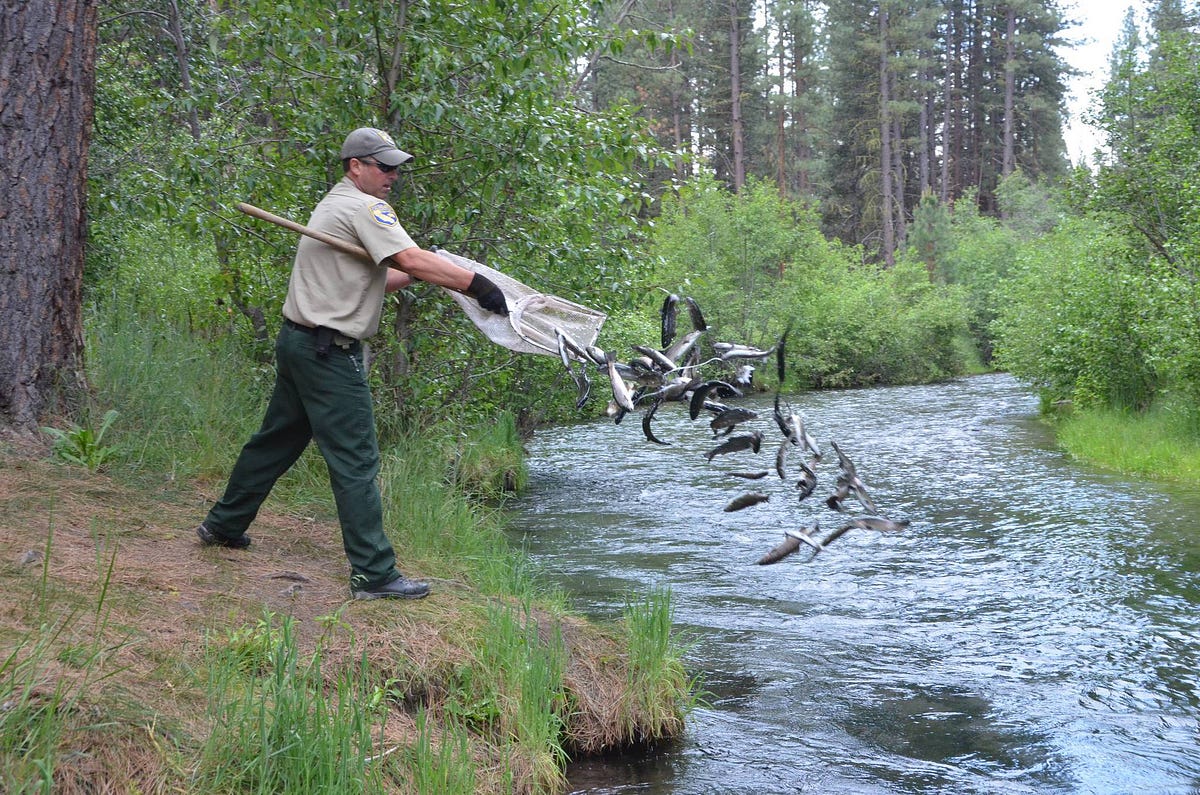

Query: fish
[572,361,592,409]
[555,326,590,365]
[714,342,777,361]
[663,330,704,365]
[724,492,770,512]
[555,328,574,372]
[814,523,854,551]
[776,323,791,384]
[756,524,820,565]
[775,437,790,480]
[825,481,852,512]
[729,470,770,480]
[704,430,763,462]
[790,415,821,459]
[605,350,637,414]
[843,515,911,533]
[795,457,818,501]
[710,407,758,435]
[661,293,679,348]
[685,296,707,331]
[689,380,741,420]
[829,441,877,512]
[585,345,608,367]
[631,344,678,374]
[641,397,671,446]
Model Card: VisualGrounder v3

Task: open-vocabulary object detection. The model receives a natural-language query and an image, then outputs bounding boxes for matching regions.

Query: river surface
[506,373,1200,794]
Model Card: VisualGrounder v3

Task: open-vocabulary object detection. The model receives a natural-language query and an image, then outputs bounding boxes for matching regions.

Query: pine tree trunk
[880,6,895,266]
[729,0,745,192]
[0,0,97,432]
[1002,4,1017,180]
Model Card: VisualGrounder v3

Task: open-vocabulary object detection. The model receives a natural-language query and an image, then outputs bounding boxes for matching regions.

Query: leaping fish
[661,293,679,348]
[704,430,763,462]
[724,492,770,512]
[605,350,637,415]
[641,397,671,446]
[756,524,821,565]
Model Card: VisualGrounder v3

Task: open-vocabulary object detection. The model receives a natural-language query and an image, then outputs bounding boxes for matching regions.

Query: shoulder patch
[370,202,398,227]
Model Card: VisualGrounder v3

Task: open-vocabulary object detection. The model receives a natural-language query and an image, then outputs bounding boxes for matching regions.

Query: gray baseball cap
[340,127,413,167]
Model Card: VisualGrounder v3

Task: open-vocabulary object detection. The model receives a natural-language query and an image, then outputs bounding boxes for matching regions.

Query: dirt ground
[0,431,642,793]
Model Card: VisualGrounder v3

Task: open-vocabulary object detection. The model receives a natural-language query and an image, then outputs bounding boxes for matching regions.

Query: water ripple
[509,374,1200,794]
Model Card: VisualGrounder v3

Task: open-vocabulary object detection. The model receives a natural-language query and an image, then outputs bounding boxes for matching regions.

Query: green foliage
[197,615,389,793]
[40,409,120,472]
[651,176,973,388]
[622,587,698,739]
[991,218,1160,410]
[90,0,666,432]
[651,175,838,347]
[797,257,973,387]
[406,709,477,795]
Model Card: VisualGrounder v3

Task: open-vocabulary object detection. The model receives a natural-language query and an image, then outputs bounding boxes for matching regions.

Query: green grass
[195,614,390,794]
[18,307,700,791]
[1057,404,1200,482]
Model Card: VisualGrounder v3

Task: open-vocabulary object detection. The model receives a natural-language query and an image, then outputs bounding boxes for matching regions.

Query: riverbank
[1053,404,1200,483]
[0,432,694,793]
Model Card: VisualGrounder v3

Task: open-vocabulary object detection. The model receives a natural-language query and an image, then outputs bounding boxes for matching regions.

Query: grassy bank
[0,317,697,793]
[1054,403,1200,484]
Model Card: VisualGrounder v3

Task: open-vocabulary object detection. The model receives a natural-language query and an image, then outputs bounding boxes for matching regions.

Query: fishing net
[435,249,607,357]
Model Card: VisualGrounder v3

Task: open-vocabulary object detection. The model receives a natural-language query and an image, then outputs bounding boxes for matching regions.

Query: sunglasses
[359,158,400,174]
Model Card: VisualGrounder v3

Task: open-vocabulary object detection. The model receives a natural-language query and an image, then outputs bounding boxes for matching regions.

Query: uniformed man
[196,127,508,600]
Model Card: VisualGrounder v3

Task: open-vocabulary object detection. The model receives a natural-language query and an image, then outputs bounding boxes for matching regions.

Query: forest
[3,0,1200,791]
[63,0,1196,455]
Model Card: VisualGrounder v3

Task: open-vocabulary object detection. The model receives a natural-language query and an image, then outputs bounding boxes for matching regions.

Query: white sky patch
[1057,1,1146,166]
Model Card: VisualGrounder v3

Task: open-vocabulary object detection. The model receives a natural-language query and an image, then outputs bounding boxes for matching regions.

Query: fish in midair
[710,406,758,436]
[713,341,777,362]
[756,525,821,565]
[685,296,707,331]
[841,515,911,533]
[605,350,637,415]
[641,397,671,446]
[729,470,770,480]
[663,330,704,366]
[689,380,741,420]
[704,431,763,462]
[572,361,592,409]
[724,492,770,512]
[828,440,877,513]
[795,457,818,501]
[661,293,679,348]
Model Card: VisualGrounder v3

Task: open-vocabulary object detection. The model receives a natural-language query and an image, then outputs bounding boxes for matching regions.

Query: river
[506,373,1200,794]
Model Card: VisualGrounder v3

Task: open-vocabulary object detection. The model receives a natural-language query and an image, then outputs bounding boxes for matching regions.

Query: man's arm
[389,247,508,315]
[386,267,413,293]
[390,247,473,290]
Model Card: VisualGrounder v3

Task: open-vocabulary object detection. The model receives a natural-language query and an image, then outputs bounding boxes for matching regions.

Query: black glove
[466,272,509,316]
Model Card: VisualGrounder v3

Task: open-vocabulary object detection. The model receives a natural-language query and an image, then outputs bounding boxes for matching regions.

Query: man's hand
[466,272,509,316]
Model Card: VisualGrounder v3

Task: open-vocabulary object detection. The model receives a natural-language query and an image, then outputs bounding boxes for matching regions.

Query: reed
[195,613,388,793]
[622,587,701,739]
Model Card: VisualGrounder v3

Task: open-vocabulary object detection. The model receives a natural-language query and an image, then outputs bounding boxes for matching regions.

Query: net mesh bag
[435,249,607,357]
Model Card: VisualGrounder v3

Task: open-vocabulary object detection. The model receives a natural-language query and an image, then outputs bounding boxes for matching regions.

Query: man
[196,127,509,601]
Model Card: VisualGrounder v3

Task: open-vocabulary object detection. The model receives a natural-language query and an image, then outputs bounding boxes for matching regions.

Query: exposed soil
[0,432,646,793]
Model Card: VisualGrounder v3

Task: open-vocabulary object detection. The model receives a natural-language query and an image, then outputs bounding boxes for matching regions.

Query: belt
[284,319,359,350]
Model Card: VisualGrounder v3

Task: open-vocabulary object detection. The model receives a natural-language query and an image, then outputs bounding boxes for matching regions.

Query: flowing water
[506,373,1200,794]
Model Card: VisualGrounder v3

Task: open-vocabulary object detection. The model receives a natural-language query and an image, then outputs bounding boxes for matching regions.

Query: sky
[1057,0,1144,164]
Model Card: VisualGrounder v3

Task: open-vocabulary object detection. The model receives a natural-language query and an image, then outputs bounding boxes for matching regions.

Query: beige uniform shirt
[282,177,416,340]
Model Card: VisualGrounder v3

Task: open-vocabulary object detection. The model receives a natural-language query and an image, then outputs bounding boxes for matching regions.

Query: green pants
[205,323,399,590]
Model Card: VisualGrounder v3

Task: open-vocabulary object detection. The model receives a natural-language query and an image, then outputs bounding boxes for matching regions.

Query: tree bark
[1002,3,1016,181]
[879,6,895,266]
[729,0,745,192]
[0,0,97,432]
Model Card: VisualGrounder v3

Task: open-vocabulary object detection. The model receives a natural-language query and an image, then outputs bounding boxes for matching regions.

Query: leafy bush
[991,219,1159,410]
